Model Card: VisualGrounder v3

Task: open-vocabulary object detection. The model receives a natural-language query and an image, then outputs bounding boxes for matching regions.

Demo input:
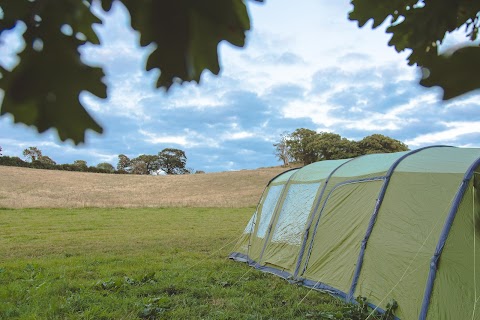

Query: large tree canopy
[158,148,189,175]
[279,129,409,165]
[1,0,478,143]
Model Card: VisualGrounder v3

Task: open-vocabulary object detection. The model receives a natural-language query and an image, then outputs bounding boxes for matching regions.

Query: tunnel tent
[229,146,480,320]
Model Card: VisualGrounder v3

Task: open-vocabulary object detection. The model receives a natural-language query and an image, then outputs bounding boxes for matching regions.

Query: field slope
[0,165,291,208]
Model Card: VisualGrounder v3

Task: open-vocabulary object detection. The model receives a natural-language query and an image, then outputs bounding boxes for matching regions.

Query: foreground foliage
[1,1,478,143]
[350,0,480,100]
[0,0,252,143]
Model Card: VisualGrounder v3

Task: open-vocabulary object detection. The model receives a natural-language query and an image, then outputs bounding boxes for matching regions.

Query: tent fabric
[229,146,480,320]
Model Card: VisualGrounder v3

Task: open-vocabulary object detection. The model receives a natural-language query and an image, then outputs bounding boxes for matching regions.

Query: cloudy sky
[1,0,479,172]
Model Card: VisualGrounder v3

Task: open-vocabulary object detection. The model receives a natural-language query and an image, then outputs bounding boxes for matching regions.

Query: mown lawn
[0,207,344,319]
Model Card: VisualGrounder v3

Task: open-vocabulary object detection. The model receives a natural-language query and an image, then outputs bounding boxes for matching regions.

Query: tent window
[271,183,320,245]
[475,173,480,238]
[243,213,256,234]
[257,185,284,238]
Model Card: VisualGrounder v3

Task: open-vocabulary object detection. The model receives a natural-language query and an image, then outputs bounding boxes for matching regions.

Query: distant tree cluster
[0,146,116,173]
[274,129,409,166]
[0,146,192,175]
[116,148,190,175]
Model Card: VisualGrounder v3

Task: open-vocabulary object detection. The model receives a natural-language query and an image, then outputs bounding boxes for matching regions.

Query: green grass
[0,207,344,319]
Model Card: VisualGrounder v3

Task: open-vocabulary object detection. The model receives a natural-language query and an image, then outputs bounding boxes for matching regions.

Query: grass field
[0,207,345,319]
[0,166,385,319]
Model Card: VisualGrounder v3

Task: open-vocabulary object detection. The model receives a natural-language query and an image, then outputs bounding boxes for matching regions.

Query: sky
[1,0,479,172]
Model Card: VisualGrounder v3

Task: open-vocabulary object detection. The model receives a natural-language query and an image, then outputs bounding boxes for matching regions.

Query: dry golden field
[0,165,293,208]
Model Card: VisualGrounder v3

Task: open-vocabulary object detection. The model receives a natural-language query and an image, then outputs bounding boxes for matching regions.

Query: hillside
[0,165,293,208]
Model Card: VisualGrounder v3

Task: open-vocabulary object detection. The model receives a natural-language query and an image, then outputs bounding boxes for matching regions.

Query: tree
[1,1,477,144]
[286,128,319,165]
[158,148,189,175]
[117,154,131,172]
[273,131,292,167]
[350,0,480,100]
[22,146,42,162]
[38,155,56,166]
[0,146,2,156]
[130,159,148,175]
[308,132,360,161]
[280,129,409,165]
[132,154,160,175]
[73,160,88,171]
[358,134,409,155]
[96,162,115,173]
[0,155,28,167]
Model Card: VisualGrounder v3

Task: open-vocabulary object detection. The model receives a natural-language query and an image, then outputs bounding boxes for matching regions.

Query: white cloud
[279,63,445,134]
[138,129,220,148]
[0,22,25,71]
[405,122,480,147]
[164,80,227,109]
[222,131,255,140]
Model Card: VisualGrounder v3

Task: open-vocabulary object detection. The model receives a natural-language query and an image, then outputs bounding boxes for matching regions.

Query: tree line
[116,148,191,175]
[274,129,409,166]
[0,131,408,174]
[0,146,194,175]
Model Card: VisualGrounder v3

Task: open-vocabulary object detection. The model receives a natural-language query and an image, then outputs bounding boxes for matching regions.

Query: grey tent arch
[229,146,480,319]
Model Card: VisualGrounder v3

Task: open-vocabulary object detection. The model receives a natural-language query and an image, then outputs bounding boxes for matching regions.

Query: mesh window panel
[271,183,320,245]
[243,213,256,234]
[257,185,284,238]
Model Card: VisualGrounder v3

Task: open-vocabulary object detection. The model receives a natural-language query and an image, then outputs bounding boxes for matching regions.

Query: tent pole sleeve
[267,167,300,186]
[347,145,452,302]
[419,156,480,320]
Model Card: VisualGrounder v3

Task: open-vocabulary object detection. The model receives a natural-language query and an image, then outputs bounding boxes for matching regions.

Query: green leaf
[0,31,106,144]
[350,0,480,99]
[349,0,415,28]
[386,2,464,65]
[0,0,107,143]
[1,0,251,142]
[0,1,31,33]
[420,46,480,100]
[124,0,250,89]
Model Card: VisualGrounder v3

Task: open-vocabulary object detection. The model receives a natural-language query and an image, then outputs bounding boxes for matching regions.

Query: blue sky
[1,0,479,172]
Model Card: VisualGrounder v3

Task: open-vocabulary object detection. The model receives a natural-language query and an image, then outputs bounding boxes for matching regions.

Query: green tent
[230,146,480,319]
